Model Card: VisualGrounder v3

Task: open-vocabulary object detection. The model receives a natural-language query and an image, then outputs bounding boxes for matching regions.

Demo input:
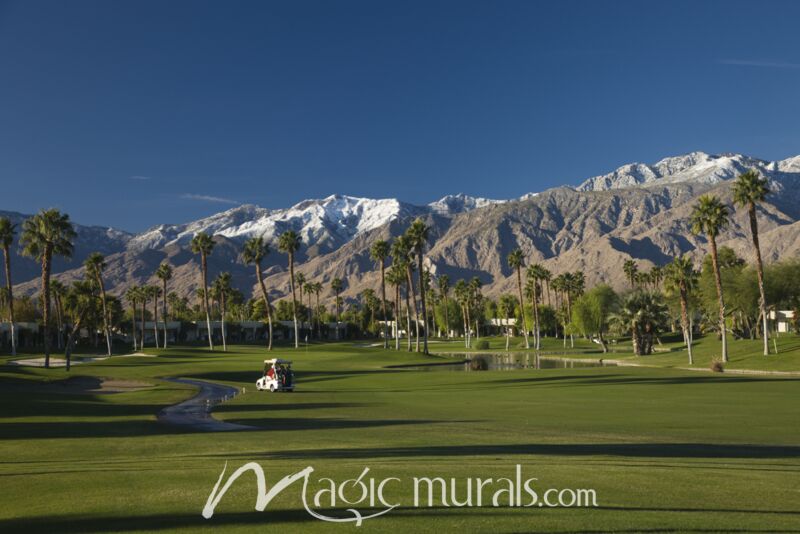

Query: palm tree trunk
[255,262,273,350]
[139,299,145,348]
[162,279,169,349]
[416,254,429,354]
[394,285,400,350]
[334,291,340,341]
[516,267,530,349]
[97,275,112,356]
[709,237,728,362]
[41,249,52,368]
[220,294,227,351]
[532,283,540,350]
[405,267,419,352]
[288,253,299,348]
[679,283,693,365]
[153,292,159,349]
[403,284,412,351]
[748,204,769,356]
[201,253,214,350]
[443,293,450,340]
[130,303,137,351]
[3,246,16,356]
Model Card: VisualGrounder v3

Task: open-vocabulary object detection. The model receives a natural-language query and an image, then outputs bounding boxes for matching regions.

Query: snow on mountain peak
[428,193,505,214]
[576,151,774,192]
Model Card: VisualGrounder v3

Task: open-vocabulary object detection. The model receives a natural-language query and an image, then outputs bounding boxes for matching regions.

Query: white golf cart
[256,359,295,392]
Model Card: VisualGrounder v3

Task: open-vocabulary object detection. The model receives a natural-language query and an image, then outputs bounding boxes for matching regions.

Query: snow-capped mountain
[576,151,796,192]
[128,195,431,253]
[428,193,506,214]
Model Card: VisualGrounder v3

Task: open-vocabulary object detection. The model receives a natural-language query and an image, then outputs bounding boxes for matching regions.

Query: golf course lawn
[0,339,799,532]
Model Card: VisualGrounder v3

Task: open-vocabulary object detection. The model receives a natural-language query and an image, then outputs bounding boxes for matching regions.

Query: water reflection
[400,353,618,372]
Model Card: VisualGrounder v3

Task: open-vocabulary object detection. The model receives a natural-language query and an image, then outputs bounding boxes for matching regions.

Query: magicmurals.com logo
[202,462,598,525]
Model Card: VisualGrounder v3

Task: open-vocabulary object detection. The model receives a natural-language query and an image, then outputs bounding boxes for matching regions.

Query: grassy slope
[0,340,799,533]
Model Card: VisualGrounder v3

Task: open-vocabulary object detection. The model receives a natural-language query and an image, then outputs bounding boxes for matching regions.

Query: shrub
[710,357,724,373]
[475,340,490,350]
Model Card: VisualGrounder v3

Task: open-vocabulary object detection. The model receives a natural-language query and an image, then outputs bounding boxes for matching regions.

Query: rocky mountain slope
[8,151,800,303]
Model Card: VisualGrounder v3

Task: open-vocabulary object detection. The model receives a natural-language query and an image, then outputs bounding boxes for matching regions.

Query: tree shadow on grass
[2,506,798,533]
[492,373,800,388]
[210,442,800,461]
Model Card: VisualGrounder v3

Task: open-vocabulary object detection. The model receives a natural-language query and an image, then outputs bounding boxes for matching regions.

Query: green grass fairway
[1,340,799,532]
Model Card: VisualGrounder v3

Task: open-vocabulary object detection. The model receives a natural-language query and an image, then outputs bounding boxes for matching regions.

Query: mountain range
[7,151,800,304]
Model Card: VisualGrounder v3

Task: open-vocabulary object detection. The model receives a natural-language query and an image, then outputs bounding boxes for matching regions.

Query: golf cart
[256,359,294,392]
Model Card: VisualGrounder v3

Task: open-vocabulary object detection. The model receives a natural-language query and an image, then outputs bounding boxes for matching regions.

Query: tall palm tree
[392,238,416,351]
[277,230,302,348]
[212,272,232,351]
[665,255,698,364]
[125,287,139,350]
[407,219,431,354]
[527,264,546,349]
[499,294,517,350]
[623,259,638,290]
[469,277,483,342]
[155,263,173,348]
[386,266,403,350]
[63,280,97,371]
[190,232,216,350]
[0,217,17,355]
[454,279,470,348]
[507,249,530,349]
[84,252,112,356]
[311,281,323,339]
[20,209,76,368]
[733,169,771,356]
[370,240,390,348]
[438,274,450,339]
[331,278,343,340]
[242,236,274,350]
[691,194,731,362]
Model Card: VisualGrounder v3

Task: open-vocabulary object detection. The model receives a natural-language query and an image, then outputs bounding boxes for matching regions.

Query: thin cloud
[130,175,152,180]
[181,193,239,205]
[719,59,800,70]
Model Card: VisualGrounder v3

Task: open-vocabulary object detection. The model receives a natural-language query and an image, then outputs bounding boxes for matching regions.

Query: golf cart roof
[264,359,292,365]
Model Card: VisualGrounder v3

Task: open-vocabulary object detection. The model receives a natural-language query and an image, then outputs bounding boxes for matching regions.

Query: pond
[391,353,618,372]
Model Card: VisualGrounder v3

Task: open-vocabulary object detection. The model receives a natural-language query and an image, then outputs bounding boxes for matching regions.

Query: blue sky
[1,0,799,231]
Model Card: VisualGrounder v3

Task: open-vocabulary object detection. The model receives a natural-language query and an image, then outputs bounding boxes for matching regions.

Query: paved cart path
[158,378,256,431]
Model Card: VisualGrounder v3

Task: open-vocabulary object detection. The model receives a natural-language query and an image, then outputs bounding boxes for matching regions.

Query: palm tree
[20,209,76,368]
[243,237,274,350]
[155,263,173,348]
[63,280,97,371]
[665,255,698,364]
[733,169,771,356]
[454,279,470,348]
[84,252,112,356]
[527,264,547,349]
[311,281,323,339]
[212,272,232,351]
[623,259,638,290]
[277,230,302,348]
[190,232,216,350]
[0,217,17,355]
[611,292,670,356]
[331,278,343,340]
[691,194,731,362]
[437,274,450,339]
[407,219,431,354]
[469,277,483,342]
[295,272,306,325]
[386,266,403,349]
[507,249,530,349]
[125,287,139,350]
[392,237,416,351]
[499,294,517,350]
[370,240,390,348]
